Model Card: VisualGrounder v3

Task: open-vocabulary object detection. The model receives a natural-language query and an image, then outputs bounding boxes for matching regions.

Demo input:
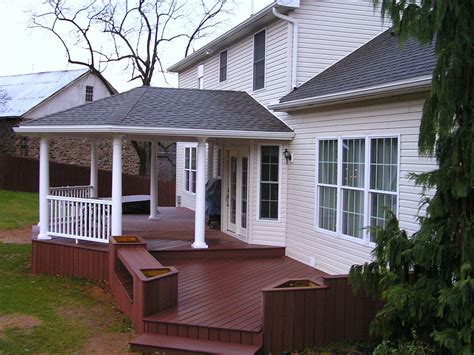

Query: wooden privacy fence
[0,154,176,206]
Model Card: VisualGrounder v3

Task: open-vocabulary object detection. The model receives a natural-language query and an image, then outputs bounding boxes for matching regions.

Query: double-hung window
[219,50,227,82]
[253,30,265,90]
[317,136,398,243]
[259,145,279,220]
[184,147,197,193]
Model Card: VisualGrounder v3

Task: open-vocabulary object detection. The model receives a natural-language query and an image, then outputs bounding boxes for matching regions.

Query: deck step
[129,333,261,354]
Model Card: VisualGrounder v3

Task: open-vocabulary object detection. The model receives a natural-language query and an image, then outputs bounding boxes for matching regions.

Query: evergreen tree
[349,1,474,353]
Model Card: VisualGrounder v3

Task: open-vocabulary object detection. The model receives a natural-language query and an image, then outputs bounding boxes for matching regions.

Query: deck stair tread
[129,333,261,354]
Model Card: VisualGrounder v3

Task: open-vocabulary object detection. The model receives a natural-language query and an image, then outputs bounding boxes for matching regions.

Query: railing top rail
[46,195,113,205]
[49,185,93,190]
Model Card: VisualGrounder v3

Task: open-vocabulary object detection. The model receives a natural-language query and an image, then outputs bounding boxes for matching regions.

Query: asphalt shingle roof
[280,29,437,103]
[23,86,292,133]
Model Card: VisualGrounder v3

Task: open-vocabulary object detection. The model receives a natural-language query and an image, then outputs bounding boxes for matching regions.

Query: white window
[316,136,399,243]
[259,145,279,220]
[85,85,94,102]
[184,146,197,193]
[197,64,204,89]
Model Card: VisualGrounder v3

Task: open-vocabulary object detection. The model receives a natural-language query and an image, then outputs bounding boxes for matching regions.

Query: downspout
[272,7,298,90]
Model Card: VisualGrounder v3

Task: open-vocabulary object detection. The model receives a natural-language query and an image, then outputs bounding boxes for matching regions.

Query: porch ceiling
[15,86,294,141]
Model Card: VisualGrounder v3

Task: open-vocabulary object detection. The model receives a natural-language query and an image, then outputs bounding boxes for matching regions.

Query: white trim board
[14,125,295,140]
[269,76,432,112]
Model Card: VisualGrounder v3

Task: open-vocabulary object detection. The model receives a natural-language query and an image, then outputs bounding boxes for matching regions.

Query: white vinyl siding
[283,97,437,274]
[293,0,389,85]
[177,20,290,107]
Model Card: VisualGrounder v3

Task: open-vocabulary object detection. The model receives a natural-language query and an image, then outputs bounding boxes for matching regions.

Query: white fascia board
[14,125,295,140]
[269,76,432,112]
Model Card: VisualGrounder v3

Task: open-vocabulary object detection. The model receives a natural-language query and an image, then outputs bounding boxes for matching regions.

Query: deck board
[147,257,327,332]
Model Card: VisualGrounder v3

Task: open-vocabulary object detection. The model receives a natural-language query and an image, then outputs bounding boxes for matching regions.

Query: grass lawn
[0,243,133,353]
[0,190,38,230]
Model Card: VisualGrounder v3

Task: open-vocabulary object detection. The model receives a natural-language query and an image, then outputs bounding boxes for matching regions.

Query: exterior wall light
[283,148,293,164]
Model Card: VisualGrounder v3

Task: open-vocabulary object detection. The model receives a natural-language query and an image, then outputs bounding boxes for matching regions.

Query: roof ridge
[140,85,248,95]
[0,68,88,79]
[119,87,149,125]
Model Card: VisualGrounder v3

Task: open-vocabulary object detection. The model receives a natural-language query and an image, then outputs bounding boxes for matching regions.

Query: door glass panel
[241,157,248,229]
[230,156,237,225]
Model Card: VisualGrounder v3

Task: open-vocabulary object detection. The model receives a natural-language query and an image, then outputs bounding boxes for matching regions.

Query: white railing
[49,185,94,198]
[47,195,112,243]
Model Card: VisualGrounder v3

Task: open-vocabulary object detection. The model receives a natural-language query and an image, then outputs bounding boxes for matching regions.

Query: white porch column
[90,139,98,198]
[38,136,51,240]
[207,141,214,179]
[192,137,208,249]
[111,135,123,236]
[149,140,158,219]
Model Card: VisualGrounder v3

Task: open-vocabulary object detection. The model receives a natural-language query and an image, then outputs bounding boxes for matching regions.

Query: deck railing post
[149,139,158,219]
[38,136,51,240]
[111,135,123,236]
[90,138,99,198]
[192,137,208,249]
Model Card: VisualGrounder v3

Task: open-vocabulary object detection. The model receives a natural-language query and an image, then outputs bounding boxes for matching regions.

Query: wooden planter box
[262,276,380,354]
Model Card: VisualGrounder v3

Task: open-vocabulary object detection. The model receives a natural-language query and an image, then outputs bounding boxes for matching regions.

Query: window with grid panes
[184,147,197,193]
[317,137,398,243]
[260,146,279,220]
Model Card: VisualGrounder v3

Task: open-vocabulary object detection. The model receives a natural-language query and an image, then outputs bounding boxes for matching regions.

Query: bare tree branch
[30,0,233,175]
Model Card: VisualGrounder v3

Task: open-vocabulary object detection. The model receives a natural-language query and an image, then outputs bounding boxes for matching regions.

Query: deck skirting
[32,239,109,281]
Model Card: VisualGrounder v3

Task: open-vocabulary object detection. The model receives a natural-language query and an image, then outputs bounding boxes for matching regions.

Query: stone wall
[16,136,176,180]
[1,117,176,179]
[0,118,20,155]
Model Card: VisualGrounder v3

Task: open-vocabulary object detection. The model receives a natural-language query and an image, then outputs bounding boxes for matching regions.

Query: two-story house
[13,0,439,351]
[168,0,437,274]
[14,1,437,275]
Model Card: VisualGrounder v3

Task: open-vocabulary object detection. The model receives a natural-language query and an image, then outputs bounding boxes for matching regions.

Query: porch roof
[15,86,294,140]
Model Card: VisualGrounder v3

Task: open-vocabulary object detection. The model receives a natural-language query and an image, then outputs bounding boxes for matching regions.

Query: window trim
[183,144,198,195]
[257,144,282,222]
[314,134,401,246]
[85,85,94,102]
[197,64,204,89]
[219,49,228,83]
[252,28,267,92]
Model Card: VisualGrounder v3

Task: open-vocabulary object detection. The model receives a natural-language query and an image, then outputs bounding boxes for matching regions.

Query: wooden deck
[145,257,327,333]
[31,207,380,353]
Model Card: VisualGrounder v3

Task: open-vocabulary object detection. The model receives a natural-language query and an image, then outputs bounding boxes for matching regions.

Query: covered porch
[15,86,294,248]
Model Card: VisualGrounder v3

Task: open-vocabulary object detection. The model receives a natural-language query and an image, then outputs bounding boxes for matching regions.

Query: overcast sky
[0,0,273,92]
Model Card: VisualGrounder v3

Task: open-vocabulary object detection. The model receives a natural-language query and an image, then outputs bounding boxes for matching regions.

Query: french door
[227,150,249,240]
